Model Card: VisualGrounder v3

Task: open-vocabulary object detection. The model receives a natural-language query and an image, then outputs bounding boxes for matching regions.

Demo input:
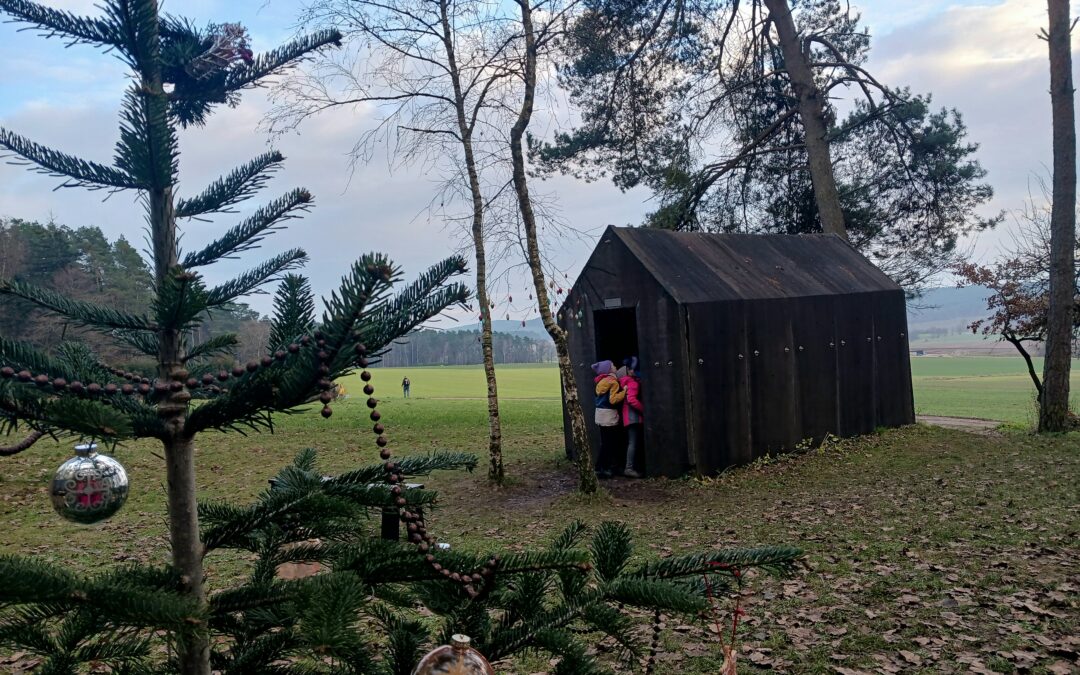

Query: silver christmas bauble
[50,443,129,524]
[412,635,495,675]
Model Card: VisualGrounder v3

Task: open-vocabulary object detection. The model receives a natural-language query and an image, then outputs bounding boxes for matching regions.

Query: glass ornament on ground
[411,634,495,675]
[50,443,129,524]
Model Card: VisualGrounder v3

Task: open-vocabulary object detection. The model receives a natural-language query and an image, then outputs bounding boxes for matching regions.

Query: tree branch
[0,430,45,456]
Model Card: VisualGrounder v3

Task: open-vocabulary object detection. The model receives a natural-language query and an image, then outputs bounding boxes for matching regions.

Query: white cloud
[856,0,1008,35]
[0,80,645,323]
[4,0,1062,322]
[859,0,1072,262]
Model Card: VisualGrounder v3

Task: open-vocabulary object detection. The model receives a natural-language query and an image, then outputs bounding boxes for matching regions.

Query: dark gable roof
[610,226,901,303]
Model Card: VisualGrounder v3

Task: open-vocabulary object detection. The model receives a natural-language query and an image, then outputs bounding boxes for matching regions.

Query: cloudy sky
[0,0,1071,323]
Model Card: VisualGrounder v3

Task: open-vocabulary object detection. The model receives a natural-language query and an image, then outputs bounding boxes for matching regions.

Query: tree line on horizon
[1,218,272,367]
[0,217,554,368]
[378,328,555,367]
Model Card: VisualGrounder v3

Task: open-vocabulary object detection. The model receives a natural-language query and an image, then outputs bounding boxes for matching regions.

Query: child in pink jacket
[619,357,644,478]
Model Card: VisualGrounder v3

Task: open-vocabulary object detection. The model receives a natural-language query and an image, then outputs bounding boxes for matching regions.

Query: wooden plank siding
[560,226,915,477]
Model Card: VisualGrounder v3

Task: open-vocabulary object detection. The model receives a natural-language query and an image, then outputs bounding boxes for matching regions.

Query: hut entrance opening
[593,307,638,367]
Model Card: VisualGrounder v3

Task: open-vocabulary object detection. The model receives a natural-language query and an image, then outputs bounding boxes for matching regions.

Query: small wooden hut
[558,226,915,477]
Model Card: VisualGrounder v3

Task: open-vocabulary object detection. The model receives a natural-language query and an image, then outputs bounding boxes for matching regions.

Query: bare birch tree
[270,0,522,481]
[499,0,599,493]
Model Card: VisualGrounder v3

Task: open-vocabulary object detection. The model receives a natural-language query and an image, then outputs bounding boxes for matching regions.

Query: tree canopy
[537,0,998,292]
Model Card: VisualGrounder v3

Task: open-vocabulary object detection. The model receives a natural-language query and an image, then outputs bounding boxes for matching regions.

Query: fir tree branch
[175,151,285,219]
[268,274,314,351]
[201,491,322,553]
[111,329,159,357]
[578,602,641,659]
[69,636,152,668]
[316,254,398,374]
[182,334,239,363]
[0,383,51,436]
[589,521,633,583]
[0,0,120,48]
[0,127,142,190]
[0,380,137,442]
[181,188,312,267]
[490,550,590,576]
[629,545,805,580]
[102,0,159,75]
[485,605,590,662]
[0,430,45,456]
[331,452,479,486]
[550,521,589,552]
[0,278,155,331]
[0,554,79,605]
[52,342,114,386]
[114,87,178,190]
[208,582,293,618]
[213,630,300,672]
[362,256,469,357]
[601,578,707,614]
[221,30,343,93]
[0,612,59,654]
[43,397,134,441]
[0,338,78,381]
[152,270,211,333]
[205,249,308,308]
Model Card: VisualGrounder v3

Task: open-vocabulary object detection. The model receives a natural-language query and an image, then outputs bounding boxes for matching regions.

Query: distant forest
[377,329,555,367]
[0,219,553,367]
[0,218,271,368]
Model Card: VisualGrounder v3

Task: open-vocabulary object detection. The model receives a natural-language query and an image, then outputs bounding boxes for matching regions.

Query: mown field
[357,356,1080,424]
[1,358,1077,673]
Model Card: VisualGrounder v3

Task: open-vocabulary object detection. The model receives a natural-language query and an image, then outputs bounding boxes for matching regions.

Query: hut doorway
[593,307,639,367]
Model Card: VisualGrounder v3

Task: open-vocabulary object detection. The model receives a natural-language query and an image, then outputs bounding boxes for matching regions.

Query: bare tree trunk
[438,0,504,481]
[145,20,209,661]
[764,0,848,240]
[151,179,209,675]
[510,0,598,494]
[142,5,209,664]
[1040,0,1076,432]
[163,434,208,673]
[152,182,209,675]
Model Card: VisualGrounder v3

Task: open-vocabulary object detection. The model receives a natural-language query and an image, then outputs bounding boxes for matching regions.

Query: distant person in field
[619,356,644,478]
[591,360,625,479]
[401,376,411,398]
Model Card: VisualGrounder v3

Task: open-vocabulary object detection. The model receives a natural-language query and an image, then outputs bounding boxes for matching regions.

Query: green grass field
[910,356,1080,422]
[2,390,1076,673]
[358,356,1080,423]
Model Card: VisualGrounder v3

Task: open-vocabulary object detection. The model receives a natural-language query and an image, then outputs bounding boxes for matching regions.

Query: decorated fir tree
[0,2,802,673]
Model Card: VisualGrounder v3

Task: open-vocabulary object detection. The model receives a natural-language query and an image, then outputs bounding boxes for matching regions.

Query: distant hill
[450,288,996,346]
[907,286,992,328]
[906,286,999,349]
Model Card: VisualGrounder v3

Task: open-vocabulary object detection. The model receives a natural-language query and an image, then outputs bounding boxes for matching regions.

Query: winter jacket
[619,375,643,426]
[594,374,625,427]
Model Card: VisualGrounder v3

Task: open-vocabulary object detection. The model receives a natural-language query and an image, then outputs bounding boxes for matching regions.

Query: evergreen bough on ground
[0,447,803,673]
[0,0,802,672]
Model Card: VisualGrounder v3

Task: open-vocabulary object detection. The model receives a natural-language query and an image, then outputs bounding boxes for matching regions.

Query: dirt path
[917,415,1003,434]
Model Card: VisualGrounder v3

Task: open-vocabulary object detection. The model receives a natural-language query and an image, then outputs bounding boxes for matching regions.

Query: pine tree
[0,2,465,672]
[0,2,803,672]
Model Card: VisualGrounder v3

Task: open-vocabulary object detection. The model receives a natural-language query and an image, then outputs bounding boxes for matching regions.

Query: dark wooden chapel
[558,226,915,477]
